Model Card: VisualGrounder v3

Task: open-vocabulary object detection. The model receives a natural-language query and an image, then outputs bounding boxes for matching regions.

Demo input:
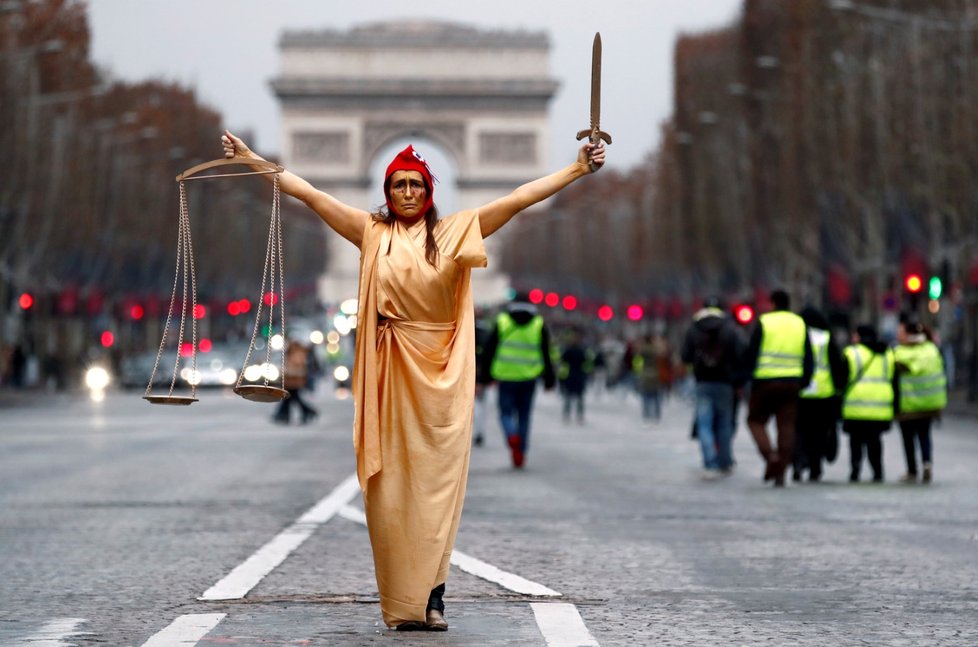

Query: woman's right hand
[221,130,257,160]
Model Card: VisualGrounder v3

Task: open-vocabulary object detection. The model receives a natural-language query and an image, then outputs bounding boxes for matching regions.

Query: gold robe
[352,209,487,626]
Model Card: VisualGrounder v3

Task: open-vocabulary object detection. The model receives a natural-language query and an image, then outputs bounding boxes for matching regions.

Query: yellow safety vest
[754,311,807,379]
[490,312,545,382]
[842,344,894,421]
[894,342,947,414]
[801,328,836,399]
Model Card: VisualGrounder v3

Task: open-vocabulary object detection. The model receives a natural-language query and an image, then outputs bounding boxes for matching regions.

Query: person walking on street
[558,327,592,424]
[793,306,846,482]
[681,297,744,478]
[274,340,319,425]
[745,290,814,487]
[472,314,493,447]
[841,324,896,483]
[482,292,556,468]
[894,318,946,483]
[633,332,667,424]
[221,130,604,631]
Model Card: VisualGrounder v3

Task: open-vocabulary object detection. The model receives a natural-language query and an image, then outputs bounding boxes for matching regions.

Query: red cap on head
[384,145,436,217]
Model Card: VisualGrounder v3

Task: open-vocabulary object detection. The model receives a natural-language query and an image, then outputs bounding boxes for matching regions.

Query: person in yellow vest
[482,292,556,468]
[745,289,814,487]
[894,318,946,483]
[792,306,846,482]
[842,324,896,482]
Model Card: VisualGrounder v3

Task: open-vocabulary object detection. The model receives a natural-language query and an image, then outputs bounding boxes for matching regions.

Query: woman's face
[388,170,428,219]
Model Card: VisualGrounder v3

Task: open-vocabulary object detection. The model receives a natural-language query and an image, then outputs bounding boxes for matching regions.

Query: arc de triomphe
[271,21,559,306]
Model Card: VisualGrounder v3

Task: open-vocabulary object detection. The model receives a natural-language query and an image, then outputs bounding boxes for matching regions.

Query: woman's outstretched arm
[222,130,369,248]
[477,141,605,239]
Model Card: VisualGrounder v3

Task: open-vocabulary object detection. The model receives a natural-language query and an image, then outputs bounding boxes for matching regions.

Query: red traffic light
[18,293,34,310]
[597,305,614,322]
[905,274,923,293]
[528,288,544,304]
[100,331,115,348]
[734,304,755,324]
[627,304,644,321]
[562,295,577,310]
[130,304,144,320]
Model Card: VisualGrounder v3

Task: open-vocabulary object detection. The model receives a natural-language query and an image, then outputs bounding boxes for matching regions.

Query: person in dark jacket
[473,314,493,446]
[681,296,744,478]
[558,327,591,424]
[480,293,556,468]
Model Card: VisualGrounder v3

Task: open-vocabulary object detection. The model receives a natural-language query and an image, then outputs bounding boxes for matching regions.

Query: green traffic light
[928,276,943,300]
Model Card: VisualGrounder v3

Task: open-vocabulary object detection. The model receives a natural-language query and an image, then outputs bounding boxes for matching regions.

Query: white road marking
[18,618,88,645]
[139,613,226,647]
[199,473,361,600]
[338,503,562,597]
[531,603,600,647]
[451,550,562,597]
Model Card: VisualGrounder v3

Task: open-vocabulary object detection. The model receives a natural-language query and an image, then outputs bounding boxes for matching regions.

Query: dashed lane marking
[198,473,360,601]
[140,614,226,647]
[531,603,600,647]
[337,504,562,597]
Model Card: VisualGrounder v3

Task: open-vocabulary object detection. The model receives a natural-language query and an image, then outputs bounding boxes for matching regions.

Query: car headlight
[85,366,110,390]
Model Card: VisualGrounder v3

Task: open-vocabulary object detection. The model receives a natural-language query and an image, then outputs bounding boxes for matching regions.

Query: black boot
[425,583,448,631]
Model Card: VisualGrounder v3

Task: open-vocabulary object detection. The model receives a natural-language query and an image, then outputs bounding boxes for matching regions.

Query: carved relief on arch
[362,121,465,173]
[478,132,537,165]
[292,131,351,164]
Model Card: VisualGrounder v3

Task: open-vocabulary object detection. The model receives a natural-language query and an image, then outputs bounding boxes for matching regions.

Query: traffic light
[734,304,755,325]
[18,292,33,310]
[597,305,614,322]
[626,304,644,321]
[928,275,943,300]
[904,274,923,294]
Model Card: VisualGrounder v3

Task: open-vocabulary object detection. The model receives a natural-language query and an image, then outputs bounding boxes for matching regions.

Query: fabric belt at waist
[377,315,455,332]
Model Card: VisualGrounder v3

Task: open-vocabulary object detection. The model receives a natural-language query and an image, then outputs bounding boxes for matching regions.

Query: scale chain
[145,181,188,396]
[186,186,199,400]
[170,188,192,397]
[262,178,276,386]
[274,177,285,388]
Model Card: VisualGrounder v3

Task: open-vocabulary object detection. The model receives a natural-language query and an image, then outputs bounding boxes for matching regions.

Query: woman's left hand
[578,141,606,173]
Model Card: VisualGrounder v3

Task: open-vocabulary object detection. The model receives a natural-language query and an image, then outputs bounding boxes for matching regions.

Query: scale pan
[143,395,198,405]
[234,385,289,403]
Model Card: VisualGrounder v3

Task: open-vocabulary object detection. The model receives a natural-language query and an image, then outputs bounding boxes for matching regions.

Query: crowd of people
[478,288,948,490]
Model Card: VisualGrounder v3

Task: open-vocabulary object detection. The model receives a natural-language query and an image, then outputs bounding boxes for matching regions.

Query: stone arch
[272,20,558,305]
[360,126,464,180]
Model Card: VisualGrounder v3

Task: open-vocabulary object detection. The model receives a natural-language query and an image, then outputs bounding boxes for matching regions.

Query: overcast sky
[86,0,743,173]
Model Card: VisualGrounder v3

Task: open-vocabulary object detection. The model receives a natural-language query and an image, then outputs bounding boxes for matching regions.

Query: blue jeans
[641,388,661,420]
[497,380,538,453]
[695,382,735,470]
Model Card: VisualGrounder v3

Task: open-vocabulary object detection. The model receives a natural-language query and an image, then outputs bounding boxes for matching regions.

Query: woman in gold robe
[222,131,605,631]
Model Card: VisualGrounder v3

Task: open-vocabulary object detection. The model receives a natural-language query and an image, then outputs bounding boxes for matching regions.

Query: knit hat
[856,324,878,343]
[384,145,437,217]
